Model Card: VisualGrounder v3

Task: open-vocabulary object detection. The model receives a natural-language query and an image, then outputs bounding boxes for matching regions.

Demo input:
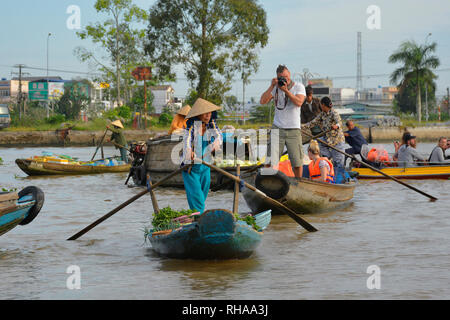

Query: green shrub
[158,113,173,126]
[45,114,66,124]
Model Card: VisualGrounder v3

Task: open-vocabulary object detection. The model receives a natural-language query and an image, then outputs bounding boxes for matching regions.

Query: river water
[0,143,449,299]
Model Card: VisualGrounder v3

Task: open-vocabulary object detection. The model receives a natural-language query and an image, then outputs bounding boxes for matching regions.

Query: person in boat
[181,98,222,213]
[393,130,411,162]
[168,105,191,135]
[344,120,368,156]
[397,133,427,167]
[447,139,450,160]
[428,137,450,165]
[107,120,128,163]
[301,85,322,136]
[307,139,335,183]
[303,97,346,176]
[260,64,306,178]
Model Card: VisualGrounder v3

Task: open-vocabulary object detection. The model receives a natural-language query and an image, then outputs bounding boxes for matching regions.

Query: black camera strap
[275,81,294,110]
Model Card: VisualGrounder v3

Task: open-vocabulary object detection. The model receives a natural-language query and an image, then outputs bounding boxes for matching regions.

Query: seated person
[428,137,450,164]
[446,139,450,160]
[344,120,368,156]
[393,130,411,161]
[307,139,334,183]
[168,105,191,135]
[397,133,426,167]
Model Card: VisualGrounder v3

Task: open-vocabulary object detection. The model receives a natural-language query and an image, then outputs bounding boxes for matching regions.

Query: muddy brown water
[0,144,449,299]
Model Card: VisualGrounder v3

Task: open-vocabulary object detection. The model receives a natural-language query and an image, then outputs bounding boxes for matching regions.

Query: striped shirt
[181,119,222,165]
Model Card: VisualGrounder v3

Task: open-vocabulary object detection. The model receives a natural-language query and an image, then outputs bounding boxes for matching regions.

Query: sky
[1,0,449,102]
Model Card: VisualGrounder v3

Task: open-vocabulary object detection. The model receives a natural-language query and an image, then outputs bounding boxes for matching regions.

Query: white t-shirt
[271,82,306,129]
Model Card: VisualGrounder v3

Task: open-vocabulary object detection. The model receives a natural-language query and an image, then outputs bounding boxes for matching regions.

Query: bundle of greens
[234,213,260,231]
[151,206,197,231]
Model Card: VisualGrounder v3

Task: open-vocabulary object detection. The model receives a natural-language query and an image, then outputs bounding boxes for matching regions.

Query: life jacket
[273,154,295,177]
[308,157,335,183]
[367,148,390,163]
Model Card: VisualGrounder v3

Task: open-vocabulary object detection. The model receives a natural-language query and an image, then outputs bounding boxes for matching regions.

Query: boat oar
[91,128,109,161]
[67,164,192,240]
[199,160,318,232]
[301,130,438,202]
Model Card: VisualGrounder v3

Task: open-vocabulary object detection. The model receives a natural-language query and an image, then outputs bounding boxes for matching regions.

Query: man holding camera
[260,65,306,178]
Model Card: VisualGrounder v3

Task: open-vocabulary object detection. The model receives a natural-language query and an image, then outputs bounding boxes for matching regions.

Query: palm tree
[388,40,440,122]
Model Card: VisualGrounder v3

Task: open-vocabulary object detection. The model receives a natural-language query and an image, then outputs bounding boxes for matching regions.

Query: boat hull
[0,187,44,236]
[16,159,131,176]
[243,171,356,214]
[149,209,269,259]
[351,165,450,179]
[138,136,258,188]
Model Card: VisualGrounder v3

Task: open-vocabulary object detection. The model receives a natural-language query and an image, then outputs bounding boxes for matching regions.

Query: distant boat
[16,157,130,176]
[148,209,271,259]
[351,164,450,180]
[243,171,356,214]
[0,186,44,236]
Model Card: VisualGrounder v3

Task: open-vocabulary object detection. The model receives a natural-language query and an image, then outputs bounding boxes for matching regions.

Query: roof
[149,85,173,91]
[11,76,64,82]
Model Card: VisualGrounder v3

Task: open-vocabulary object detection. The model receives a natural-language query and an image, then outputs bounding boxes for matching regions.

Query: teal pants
[182,164,210,213]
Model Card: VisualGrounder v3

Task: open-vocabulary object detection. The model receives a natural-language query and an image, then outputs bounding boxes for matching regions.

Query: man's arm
[279,83,305,107]
[410,148,427,161]
[260,78,277,104]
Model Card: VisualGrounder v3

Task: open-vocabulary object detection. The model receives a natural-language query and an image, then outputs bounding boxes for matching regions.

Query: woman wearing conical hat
[181,98,222,213]
[107,119,128,163]
[168,105,191,135]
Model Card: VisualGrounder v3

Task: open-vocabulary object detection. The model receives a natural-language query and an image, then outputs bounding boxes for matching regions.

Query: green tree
[388,40,440,122]
[145,0,269,104]
[249,103,274,123]
[57,82,91,120]
[75,0,148,106]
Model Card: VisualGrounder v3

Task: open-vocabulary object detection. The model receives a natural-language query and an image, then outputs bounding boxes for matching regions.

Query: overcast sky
[1,0,449,101]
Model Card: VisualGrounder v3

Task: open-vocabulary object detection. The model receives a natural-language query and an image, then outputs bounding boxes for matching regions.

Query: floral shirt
[303,109,345,146]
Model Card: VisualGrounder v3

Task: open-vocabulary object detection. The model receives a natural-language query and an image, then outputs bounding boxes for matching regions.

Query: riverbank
[0,129,162,147]
[0,126,448,147]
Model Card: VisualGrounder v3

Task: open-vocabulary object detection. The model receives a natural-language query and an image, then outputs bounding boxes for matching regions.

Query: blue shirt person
[181,98,222,213]
[344,120,368,155]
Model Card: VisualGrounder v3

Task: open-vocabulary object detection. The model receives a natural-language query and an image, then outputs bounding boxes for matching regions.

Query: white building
[150,85,174,114]
[331,88,356,106]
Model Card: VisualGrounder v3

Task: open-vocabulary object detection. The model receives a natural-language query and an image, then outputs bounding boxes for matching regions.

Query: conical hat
[111,120,124,129]
[186,98,221,119]
[177,105,191,116]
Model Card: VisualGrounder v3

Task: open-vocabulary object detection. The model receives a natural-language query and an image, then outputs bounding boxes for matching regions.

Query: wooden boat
[0,186,44,236]
[15,157,131,176]
[351,164,450,179]
[129,134,259,188]
[148,209,271,259]
[242,170,356,214]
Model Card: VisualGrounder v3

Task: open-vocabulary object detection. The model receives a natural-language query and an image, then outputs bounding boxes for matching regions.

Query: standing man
[260,65,306,178]
[301,85,322,136]
[107,120,129,163]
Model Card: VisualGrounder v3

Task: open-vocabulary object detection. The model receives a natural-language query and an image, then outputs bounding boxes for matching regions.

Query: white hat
[186,98,221,119]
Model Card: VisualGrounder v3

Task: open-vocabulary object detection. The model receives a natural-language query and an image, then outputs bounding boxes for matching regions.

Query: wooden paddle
[67,164,192,240]
[199,160,318,232]
[301,129,438,202]
[91,128,109,161]
[232,164,240,214]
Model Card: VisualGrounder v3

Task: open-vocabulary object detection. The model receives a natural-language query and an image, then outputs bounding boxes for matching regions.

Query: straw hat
[177,105,191,116]
[111,120,124,129]
[186,98,221,119]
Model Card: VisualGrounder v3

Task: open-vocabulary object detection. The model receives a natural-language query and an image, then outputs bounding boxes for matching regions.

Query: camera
[277,76,287,87]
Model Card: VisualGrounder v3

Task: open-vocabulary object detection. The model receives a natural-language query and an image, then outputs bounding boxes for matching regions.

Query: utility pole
[447,87,450,117]
[242,79,246,125]
[12,64,29,120]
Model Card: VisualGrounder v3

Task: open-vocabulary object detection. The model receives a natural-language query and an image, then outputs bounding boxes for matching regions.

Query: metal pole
[425,82,428,122]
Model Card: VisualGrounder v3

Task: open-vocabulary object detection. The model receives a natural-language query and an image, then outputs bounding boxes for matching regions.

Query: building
[0,79,29,104]
[308,78,333,88]
[382,86,398,104]
[149,85,174,114]
[331,88,356,106]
